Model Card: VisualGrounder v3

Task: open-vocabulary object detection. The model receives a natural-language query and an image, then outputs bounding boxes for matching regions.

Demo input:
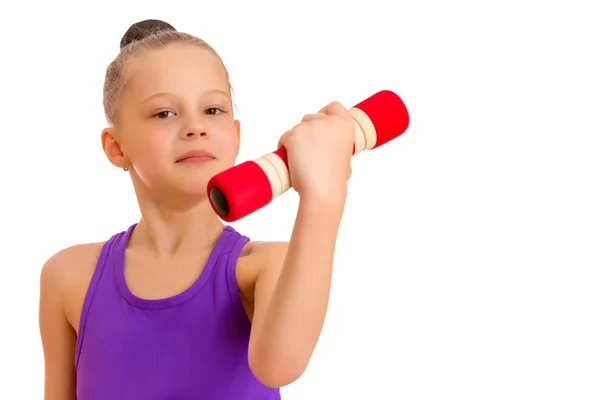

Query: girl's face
[103,43,240,204]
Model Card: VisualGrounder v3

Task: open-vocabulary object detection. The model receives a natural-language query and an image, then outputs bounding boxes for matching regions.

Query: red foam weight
[208,90,410,221]
[207,161,273,222]
[353,90,410,149]
[273,147,288,165]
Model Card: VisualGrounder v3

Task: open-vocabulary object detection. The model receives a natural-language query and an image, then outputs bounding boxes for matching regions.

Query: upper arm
[246,241,289,327]
[39,252,78,400]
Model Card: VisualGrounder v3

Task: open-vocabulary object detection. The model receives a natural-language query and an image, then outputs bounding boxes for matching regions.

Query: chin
[177,166,224,196]
[157,160,230,199]
[175,175,211,197]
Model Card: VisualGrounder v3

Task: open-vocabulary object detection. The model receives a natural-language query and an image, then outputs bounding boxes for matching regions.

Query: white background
[1,0,599,398]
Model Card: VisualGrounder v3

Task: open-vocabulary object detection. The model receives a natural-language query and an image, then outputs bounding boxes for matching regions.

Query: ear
[101,127,126,169]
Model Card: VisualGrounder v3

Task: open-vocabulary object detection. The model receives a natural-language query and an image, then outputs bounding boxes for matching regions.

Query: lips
[175,149,216,163]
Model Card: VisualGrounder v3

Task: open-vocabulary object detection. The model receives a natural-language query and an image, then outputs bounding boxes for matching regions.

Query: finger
[318,101,350,117]
[301,113,327,123]
[277,130,292,149]
[317,101,336,114]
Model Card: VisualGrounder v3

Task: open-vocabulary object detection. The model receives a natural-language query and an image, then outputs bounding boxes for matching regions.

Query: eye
[205,107,226,116]
[154,110,175,119]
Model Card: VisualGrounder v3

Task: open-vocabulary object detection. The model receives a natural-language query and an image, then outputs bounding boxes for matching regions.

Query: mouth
[176,150,216,163]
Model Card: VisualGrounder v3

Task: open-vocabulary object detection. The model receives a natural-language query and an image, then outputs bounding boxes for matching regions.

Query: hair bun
[120,19,176,49]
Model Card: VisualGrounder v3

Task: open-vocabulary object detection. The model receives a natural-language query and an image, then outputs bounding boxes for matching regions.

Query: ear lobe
[101,127,126,169]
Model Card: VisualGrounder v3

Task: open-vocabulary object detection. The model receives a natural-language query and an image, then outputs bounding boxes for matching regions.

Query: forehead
[123,43,229,98]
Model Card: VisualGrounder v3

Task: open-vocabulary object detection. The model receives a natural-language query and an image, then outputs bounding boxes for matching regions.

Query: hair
[103,19,230,124]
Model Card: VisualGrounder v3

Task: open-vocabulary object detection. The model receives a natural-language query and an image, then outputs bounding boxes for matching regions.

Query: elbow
[249,350,308,389]
[251,364,305,389]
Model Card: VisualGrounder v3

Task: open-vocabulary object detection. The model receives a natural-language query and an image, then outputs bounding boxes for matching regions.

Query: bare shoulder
[244,241,289,264]
[238,241,289,279]
[41,242,104,291]
[235,241,289,320]
[39,242,106,399]
[40,242,105,331]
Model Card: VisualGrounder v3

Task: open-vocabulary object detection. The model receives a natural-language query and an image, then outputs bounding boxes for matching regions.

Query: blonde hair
[103,19,230,124]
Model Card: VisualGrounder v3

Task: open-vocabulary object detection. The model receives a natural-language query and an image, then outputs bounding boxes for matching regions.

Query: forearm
[251,193,346,381]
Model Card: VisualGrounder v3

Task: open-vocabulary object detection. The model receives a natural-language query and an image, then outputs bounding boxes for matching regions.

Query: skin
[39,42,355,399]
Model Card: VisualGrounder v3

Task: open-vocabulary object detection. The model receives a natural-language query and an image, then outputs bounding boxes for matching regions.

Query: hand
[277,101,355,203]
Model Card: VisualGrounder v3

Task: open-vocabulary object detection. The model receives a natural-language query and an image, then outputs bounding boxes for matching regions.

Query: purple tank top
[75,224,281,399]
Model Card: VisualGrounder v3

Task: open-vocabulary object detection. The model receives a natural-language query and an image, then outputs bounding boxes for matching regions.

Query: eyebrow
[142,89,230,104]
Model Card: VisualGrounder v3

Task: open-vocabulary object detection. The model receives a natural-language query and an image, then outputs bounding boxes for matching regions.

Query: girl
[38,19,355,399]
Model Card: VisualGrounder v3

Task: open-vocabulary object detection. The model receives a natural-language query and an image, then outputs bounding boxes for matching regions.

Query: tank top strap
[75,224,134,369]
[220,226,251,322]
[220,225,250,258]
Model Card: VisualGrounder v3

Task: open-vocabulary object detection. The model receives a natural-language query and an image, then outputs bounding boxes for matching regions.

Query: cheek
[132,130,172,159]
[212,122,240,162]
[131,148,175,189]
[128,130,174,180]
[223,134,239,157]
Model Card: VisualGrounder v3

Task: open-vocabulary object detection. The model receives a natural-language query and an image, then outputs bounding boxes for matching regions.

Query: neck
[131,193,225,257]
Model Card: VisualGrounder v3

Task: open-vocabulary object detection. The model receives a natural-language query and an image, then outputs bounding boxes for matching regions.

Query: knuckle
[293,124,307,134]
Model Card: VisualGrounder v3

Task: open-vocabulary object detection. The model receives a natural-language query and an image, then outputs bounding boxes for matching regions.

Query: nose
[184,130,207,138]
[181,128,207,139]
[180,116,208,139]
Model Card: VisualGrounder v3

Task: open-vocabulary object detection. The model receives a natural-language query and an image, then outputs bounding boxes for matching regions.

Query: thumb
[277,130,291,150]
[318,101,351,117]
